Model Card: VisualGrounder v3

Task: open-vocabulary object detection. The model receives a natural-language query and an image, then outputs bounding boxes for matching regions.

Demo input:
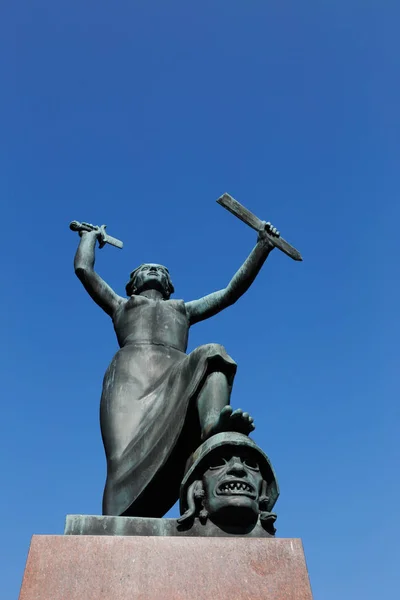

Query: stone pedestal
[19,535,313,599]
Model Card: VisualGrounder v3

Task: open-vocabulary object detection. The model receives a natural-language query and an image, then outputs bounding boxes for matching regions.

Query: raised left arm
[186,223,279,325]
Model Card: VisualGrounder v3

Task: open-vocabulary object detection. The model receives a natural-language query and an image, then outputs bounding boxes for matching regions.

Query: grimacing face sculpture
[202,451,264,525]
[178,433,279,533]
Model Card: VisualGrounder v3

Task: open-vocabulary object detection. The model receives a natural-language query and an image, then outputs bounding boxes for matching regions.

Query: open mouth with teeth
[216,480,256,497]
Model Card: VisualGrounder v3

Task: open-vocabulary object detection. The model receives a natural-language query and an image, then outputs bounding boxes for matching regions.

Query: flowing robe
[100,294,237,517]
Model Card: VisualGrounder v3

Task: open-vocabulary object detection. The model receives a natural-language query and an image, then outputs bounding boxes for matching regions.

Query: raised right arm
[74,230,124,317]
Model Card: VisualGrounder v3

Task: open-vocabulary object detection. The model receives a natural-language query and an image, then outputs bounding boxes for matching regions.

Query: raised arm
[74,229,124,317]
[185,224,278,325]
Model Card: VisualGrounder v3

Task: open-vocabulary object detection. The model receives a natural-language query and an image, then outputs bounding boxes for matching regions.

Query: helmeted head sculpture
[178,432,279,534]
[125,263,175,299]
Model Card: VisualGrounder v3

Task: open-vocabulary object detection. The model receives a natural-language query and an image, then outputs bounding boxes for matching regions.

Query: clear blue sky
[1,2,399,598]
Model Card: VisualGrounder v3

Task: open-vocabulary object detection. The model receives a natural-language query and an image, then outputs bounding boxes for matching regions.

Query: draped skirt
[100,341,237,517]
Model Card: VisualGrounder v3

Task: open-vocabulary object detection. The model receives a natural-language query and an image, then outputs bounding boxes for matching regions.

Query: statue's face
[133,264,172,297]
[201,450,264,527]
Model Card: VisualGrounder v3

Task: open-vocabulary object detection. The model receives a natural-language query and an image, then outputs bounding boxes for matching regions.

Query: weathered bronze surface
[64,515,274,538]
[217,193,302,261]
[69,221,123,249]
[65,434,278,537]
[70,197,300,522]
[178,432,278,535]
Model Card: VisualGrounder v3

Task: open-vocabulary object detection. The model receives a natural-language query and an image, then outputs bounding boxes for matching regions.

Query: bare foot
[203,406,255,440]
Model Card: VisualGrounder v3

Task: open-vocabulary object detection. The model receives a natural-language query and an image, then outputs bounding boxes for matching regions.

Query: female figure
[73,222,278,517]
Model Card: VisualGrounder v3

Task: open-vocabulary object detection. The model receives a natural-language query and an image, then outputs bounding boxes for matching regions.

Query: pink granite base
[19,535,313,600]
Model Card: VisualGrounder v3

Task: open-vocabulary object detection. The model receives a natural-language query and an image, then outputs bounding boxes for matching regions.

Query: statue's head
[125,264,175,299]
[179,432,279,533]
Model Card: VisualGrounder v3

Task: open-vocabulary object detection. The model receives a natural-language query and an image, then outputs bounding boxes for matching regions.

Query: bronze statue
[70,194,301,519]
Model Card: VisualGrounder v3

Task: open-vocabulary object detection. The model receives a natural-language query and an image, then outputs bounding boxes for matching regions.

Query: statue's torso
[112,295,189,352]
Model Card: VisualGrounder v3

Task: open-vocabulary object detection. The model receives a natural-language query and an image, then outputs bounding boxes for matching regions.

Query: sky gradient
[1,2,399,598]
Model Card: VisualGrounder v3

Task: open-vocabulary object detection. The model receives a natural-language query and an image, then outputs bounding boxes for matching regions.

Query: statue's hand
[78,222,100,237]
[78,223,107,247]
[257,221,280,246]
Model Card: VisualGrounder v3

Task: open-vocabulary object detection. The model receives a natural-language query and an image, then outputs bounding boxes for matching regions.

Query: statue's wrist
[258,238,273,252]
[80,231,98,247]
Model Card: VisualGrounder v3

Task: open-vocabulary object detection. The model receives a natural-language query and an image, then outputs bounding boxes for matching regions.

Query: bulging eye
[243,458,260,471]
[208,457,227,470]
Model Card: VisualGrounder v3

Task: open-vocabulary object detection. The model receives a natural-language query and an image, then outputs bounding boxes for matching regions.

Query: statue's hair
[125,264,175,298]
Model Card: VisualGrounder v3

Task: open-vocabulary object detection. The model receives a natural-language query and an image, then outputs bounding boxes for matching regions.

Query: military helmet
[179,432,279,515]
